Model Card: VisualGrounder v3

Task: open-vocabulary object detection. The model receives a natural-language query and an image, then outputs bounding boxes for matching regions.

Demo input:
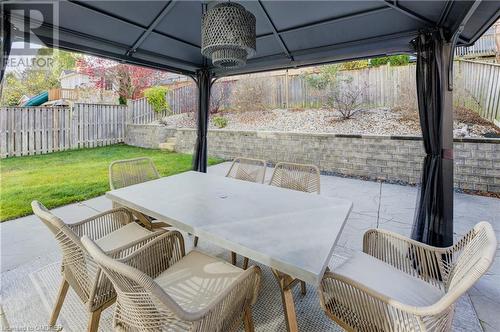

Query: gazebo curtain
[193,69,211,172]
[1,11,12,83]
[411,32,453,247]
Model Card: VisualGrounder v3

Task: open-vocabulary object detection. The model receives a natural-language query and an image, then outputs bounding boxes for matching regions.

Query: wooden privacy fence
[0,104,127,158]
[129,85,198,124]
[454,60,500,125]
[128,97,169,125]
[167,60,497,123]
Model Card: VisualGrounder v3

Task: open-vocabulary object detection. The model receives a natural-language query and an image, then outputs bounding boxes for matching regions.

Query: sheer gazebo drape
[411,32,453,248]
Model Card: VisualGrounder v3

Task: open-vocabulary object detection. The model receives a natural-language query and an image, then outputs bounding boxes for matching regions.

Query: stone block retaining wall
[126,124,500,193]
[125,124,177,149]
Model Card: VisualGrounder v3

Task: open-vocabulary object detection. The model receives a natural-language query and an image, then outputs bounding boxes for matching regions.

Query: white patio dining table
[106,170,353,332]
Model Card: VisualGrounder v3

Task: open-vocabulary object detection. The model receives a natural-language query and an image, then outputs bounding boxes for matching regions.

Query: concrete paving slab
[379,182,417,224]
[81,196,113,213]
[377,217,413,237]
[0,202,97,272]
[454,193,500,236]
[321,176,381,217]
[337,213,378,251]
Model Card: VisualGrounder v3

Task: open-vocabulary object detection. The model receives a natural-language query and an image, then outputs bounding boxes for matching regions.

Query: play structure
[23,91,48,106]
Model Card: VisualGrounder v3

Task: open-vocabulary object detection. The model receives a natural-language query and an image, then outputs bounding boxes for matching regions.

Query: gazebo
[2,0,499,258]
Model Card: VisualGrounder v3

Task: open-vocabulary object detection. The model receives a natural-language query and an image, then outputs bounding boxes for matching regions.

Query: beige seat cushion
[95,222,151,252]
[154,250,244,312]
[334,251,443,307]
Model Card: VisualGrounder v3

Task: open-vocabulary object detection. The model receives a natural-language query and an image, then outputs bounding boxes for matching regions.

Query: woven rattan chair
[270,162,320,194]
[109,157,168,230]
[81,231,262,332]
[32,201,165,332]
[319,222,497,332]
[226,157,267,184]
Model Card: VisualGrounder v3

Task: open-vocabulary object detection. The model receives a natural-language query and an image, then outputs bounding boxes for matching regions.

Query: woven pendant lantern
[201,2,256,69]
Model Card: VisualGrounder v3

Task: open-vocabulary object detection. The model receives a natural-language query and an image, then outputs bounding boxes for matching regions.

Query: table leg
[272,269,299,332]
[130,209,169,230]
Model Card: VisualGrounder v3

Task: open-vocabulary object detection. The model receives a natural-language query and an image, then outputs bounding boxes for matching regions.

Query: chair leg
[231,252,237,265]
[300,281,306,295]
[87,308,102,332]
[49,279,69,326]
[243,257,249,270]
[243,305,255,332]
[194,236,199,247]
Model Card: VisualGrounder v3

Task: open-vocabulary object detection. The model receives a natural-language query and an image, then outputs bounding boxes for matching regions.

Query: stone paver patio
[1,162,499,331]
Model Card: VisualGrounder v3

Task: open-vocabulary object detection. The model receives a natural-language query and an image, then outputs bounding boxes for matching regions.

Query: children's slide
[23,91,49,106]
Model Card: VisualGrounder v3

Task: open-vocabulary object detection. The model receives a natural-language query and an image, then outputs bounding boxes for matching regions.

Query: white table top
[106,171,353,285]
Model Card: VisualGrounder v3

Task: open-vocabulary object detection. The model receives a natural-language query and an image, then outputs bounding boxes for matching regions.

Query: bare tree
[326,77,366,119]
[210,81,230,114]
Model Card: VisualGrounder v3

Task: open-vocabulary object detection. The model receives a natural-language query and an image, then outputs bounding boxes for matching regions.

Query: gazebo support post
[441,41,454,246]
[193,68,211,172]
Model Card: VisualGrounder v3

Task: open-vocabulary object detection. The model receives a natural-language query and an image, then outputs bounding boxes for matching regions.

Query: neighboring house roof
[59,70,78,78]
[159,73,190,85]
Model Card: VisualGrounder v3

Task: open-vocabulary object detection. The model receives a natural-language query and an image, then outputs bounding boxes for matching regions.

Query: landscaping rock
[159,107,499,138]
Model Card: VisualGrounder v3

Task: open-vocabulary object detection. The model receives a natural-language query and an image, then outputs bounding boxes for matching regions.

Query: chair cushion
[95,222,151,252]
[154,250,244,312]
[333,251,443,307]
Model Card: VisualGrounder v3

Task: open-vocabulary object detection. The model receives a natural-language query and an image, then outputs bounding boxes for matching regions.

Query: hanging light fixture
[201,2,256,69]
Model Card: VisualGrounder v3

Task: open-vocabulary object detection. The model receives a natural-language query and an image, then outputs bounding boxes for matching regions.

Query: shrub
[325,76,366,120]
[338,60,369,71]
[144,86,170,113]
[212,116,228,128]
[231,77,271,112]
[118,95,127,105]
[370,55,410,67]
[303,65,338,90]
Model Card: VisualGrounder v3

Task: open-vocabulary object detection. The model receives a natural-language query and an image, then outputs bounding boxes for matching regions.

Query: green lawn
[0,144,222,221]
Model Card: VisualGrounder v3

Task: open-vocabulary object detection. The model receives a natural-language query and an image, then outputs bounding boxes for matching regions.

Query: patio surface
[1,162,499,331]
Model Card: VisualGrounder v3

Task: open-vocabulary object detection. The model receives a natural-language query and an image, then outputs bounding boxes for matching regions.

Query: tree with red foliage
[77,56,168,102]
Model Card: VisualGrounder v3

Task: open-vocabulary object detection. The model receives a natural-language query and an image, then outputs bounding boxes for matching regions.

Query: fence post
[125,99,133,139]
[285,69,289,109]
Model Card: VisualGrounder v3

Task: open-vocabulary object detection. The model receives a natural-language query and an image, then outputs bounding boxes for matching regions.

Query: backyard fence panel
[15,108,21,156]
[21,108,28,155]
[71,103,127,149]
[0,104,128,158]
[454,60,500,123]
[29,109,35,154]
[130,97,164,124]
[0,108,7,157]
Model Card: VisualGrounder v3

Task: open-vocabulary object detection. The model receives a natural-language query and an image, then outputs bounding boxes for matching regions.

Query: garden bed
[160,107,500,138]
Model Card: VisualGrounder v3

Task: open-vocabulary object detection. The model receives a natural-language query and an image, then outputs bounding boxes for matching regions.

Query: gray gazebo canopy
[4,1,500,77]
[2,0,500,248]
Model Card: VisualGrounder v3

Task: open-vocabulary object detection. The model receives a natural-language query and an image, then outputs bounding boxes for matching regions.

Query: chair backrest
[444,222,497,295]
[81,233,189,330]
[109,157,160,190]
[226,157,267,183]
[31,201,95,304]
[270,162,320,193]
[31,200,66,236]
